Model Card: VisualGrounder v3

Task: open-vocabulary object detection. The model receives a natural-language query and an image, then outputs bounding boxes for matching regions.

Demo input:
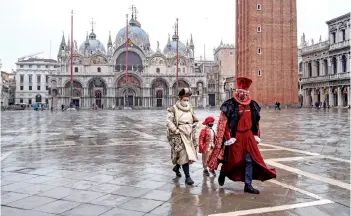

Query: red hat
[236,77,252,91]
[202,116,215,125]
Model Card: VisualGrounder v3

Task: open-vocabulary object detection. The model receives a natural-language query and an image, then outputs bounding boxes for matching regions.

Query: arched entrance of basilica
[151,78,169,107]
[342,86,348,106]
[88,78,107,108]
[116,74,142,107]
[156,90,163,107]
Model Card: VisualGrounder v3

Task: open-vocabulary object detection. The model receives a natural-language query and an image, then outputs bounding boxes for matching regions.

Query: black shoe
[203,169,210,176]
[218,172,226,186]
[244,184,260,194]
[210,170,216,177]
[185,176,194,185]
[173,165,181,178]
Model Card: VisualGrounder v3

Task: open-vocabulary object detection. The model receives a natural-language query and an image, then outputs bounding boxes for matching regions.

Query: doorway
[127,95,134,106]
[72,99,79,107]
[156,90,163,107]
[95,90,102,108]
[208,94,215,107]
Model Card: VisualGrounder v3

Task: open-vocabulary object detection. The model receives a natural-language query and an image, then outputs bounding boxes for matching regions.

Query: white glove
[254,135,262,143]
[224,138,236,146]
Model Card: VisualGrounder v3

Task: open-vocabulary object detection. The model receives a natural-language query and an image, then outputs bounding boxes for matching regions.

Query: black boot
[203,169,210,176]
[244,184,260,194]
[173,164,181,178]
[218,172,226,186]
[182,163,194,185]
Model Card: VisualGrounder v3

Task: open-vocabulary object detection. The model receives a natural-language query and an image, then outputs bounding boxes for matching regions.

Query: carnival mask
[236,89,248,101]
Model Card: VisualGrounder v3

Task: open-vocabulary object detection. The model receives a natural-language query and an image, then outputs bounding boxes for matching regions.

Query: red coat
[207,105,276,182]
[198,127,216,154]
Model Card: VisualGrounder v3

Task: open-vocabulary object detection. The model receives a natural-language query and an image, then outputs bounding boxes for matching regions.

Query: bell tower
[235,0,298,105]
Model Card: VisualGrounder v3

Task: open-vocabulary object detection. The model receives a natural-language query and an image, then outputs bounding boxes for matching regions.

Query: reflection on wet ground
[1,108,350,216]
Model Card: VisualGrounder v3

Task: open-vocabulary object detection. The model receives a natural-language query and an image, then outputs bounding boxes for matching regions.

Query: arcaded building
[235,0,298,105]
[300,13,350,107]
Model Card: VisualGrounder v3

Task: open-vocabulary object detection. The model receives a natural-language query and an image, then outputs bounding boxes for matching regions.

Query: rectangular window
[20,86,23,90]
[29,86,32,90]
[20,75,24,83]
[28,99,32,104]
[332,32,336,43]
[29,75,32,83]
[37,75,41,83]
[37,65,41,68]
[257,4,261,10]
[29,65,32,68]
[37,86,41,90]
[46,65,49,68]
[258,70,262,76]
[46,76,48,83]
[45,99,48,104]
[257,48,262,55]
[46,86,48,90]
[20,65,24,68]
[257,26,262,32]
[20,99,23,103]
[342,29,346,41]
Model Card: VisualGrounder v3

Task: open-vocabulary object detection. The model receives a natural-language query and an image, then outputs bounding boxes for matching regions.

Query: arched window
[97,67,101,72]
[257,26,262,32]
[299,62,303,72]
[316,61,320,76]
[257,48,262,55]
[258,70,262,76]
[308,62,312,77]
[332,57,337,74]
[324,59,328,75]
[257,4,261,10]
[342,55,347,72]
[156,68,160,73]
[74,67,78,73]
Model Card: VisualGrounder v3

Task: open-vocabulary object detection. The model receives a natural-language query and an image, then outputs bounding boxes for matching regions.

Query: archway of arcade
[151,78,169,107]
[64,80,83,107]
[88,78,107,108]
[115,74,142,107]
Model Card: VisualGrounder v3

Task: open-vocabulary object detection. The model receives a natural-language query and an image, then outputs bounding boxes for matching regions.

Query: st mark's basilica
[49,7,230,109]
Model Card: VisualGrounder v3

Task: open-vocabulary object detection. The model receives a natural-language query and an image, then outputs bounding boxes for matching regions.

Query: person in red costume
[207,77,276,194]
[199,116,217,177]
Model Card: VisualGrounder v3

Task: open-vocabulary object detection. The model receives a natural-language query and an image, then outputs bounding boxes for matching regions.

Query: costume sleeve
[256,123,261,137]
[215,112,231,149]
[166,107,177,133]
[198,128,206,153]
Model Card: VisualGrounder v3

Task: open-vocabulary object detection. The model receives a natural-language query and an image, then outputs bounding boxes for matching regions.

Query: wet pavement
[1,108,350,216]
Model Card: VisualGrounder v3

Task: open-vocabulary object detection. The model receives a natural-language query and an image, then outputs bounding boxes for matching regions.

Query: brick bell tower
[235,0,298,105]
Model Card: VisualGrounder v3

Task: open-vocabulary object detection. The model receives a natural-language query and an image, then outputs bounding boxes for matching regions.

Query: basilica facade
[49,10,226,109]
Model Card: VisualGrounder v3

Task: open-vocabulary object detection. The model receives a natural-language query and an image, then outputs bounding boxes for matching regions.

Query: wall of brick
[235,0,298,105]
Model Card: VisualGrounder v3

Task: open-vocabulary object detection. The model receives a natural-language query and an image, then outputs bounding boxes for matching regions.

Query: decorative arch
[171,56,187,66]
[171,79,190,89]
[67,54,84,65]
[149,55,167,66]
[35,94,42,103]
[196,80,205,95]
[90,55,108,65]
[63,80,83,89]
[115,51,143,72]
[63,80,84,97]
[87,77,108,96]
[116,74,142,88]
[151,78,169,97]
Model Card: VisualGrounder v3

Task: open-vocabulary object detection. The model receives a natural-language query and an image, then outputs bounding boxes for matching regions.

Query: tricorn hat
[178,88,192,98]
[236,77,252,91]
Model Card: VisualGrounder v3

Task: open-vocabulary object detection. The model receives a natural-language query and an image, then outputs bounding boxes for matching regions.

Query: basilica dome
[79,32,106,55]
[163,34,187,56]
[115,18,150,50]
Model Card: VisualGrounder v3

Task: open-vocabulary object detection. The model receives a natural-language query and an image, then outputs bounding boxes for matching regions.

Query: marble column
[328,58,332,75]
[346,54,350,72]
[337,56,342,74]
[311,89,315,106]
[348,86,351,106]
[303,89,307,106]
[338,86,342,106]
[312,61,316,77]
[319,60,324,76]
[329,87,334,107]
[320,88,325,103]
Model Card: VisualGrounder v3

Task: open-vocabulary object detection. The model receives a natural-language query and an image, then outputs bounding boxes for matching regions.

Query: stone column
[346,54,350,72]
[311,61,316,77]
[328,87,333,107]
[348,86,351,106]
[320,88,325,103]
[338,86,342,106]
[303,89,307,106]
[311,89,315,106]
[319,60,324,76]
[337,56,342,74]
[328,58,332,75]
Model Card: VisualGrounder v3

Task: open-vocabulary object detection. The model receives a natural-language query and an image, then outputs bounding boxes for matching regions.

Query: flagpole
[176,18,179,96]
[125,14,129,107]
[70,10,73,106]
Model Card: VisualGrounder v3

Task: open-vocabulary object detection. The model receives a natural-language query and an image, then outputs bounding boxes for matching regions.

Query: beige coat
[166,102,199,165]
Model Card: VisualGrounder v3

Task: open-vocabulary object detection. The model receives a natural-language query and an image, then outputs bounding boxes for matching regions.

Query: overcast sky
[0,0,349,71]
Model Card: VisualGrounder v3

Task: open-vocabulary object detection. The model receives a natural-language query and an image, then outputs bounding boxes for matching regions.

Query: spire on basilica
[129,4,141,27]
[67,35,71,49]
[58,32,66,57]
[189,34,194,48]
[107,31,112,47]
